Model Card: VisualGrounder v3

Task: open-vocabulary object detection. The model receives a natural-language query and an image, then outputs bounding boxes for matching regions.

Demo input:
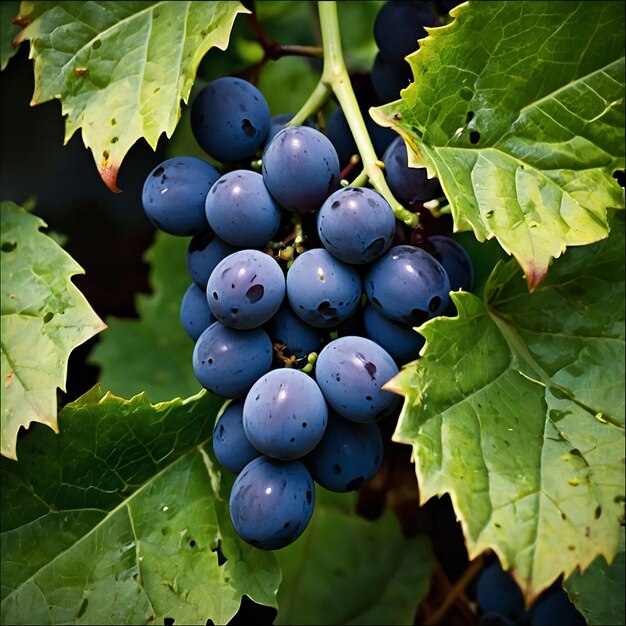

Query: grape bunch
[141,34,473,552]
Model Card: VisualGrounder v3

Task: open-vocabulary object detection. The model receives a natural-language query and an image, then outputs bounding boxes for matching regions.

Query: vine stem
[290,1,418,228]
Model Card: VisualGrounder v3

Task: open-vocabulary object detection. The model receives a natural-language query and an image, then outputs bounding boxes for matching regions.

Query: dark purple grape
[371,51,412,103]
[180,282,215,341]
[425,235,474,292]
[192,321,272,398]
[262,126,340,215]
[212,400,261,474]
[229,456,315,550]
[374,1,437,66]
[305,412,383,492]
[317,186,396,264]
[191,76,271,163]
[243,368,328,461]
[325,108,358,168]
[186,232,239,289]
[207,249,285,330]
[529,586,585,626]
[365,245,450,325]
[141,157,219,236]
[205,170,281,248]
[475,561,526,624]
[363,302,425,363]
[286,248,362,328]
[383,136,442,204]
[314,335,400,423]
[265,305,322,359]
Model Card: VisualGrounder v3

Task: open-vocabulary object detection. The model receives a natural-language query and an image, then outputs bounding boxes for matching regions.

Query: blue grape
[186,231,239,288]
[365,245,450,325]
[266,113,316,146]
[371,51,412,103]
[425,235,474,292]
[262,126,340,214]
[192,321,272,398]
[243,368,328,460]
[305,412,383,492]
[366,113,397,156]
[383,136,442,204]
[142,157,220,236]
[286,248,362,328]
[205,170,282,247]
[475,561,526,624]
[212,400,261,474]
[229,456,315,550]
[314,336,400,423]
[265,305,322,359]
[191,76,271,163]
[180,282,215,341]
[317,186,396,264]
[325,108,358,168]
[373,1,437,66]
[363,302,425,363]
[529,586,585,626]
[207,249,285,330]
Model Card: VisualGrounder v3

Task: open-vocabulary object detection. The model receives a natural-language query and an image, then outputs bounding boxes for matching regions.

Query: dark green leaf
[388,213,625,601]
[0,387,280,624]
[275,489,433,625]
[0,201,105,460]
[372,1,625,290]
[0,1,21,70]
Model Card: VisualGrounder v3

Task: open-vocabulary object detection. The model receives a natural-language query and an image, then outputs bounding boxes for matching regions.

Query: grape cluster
[141,27,473,552]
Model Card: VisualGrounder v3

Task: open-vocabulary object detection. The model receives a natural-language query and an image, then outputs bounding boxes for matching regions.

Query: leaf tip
[98,160,122,193]
[525,261,547,292]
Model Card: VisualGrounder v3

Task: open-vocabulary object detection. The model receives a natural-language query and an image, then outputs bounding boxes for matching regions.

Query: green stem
[316,2,418,228]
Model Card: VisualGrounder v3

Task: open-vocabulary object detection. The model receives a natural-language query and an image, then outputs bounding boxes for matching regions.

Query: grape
[212,400,261,474]
[383,136,442,204]
[529,586,585,626]
[180,282,215,341]
[229,456,315,550]
[475,561,526,624]
[186,231,239,289]
[314,335,400,423]
[286,248,362,328]
[205,170,282,247]
[142,157,220,236]
[207,249,285,330]
[192,321,272,398]
[365,245,450,325]
[262,126,340,214]
[424,235,474,292]
[317,186,396,264]
[371,51,412,103]
[363,302,425,363]
[191,76,271,163]
[265,305,322,359]
[325,108,358,168]
[305,412,383,492]
[365,114,397,156]
[243,368,328,460]
[373,0,437,66]
[266,113,316,146]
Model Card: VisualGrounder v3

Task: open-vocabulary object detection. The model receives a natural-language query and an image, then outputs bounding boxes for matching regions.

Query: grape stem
[290,1,418,228]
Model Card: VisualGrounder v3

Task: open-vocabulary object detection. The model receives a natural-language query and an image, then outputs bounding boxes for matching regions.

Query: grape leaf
[0,386,280,625]
[0,1,21,70]
[14,1,248,191]
[275,489,433,625]
[564,526,625,626]
[387,212,625,602]
[0,201,105,460]
[371,1,625,291]
[89,231,201,403]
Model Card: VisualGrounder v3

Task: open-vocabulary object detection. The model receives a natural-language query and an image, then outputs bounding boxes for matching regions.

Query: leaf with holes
[89,231,200,403]
[0,386,280,625]
[387,212,625,602]
[372,1,625,290]
[275,489,433,625]
[0,201,105,460]
[13,1,248,191]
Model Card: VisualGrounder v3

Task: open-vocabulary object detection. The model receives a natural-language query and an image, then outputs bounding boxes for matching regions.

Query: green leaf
[275,489,433,625]
[14,1,248,191]
[0,201,105,460]
[372,1,625,290]
[89,231,200,403]
[0,386,280,624]
[388,213,625,601]
[0,1,21,70]
[564,526,625,626]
